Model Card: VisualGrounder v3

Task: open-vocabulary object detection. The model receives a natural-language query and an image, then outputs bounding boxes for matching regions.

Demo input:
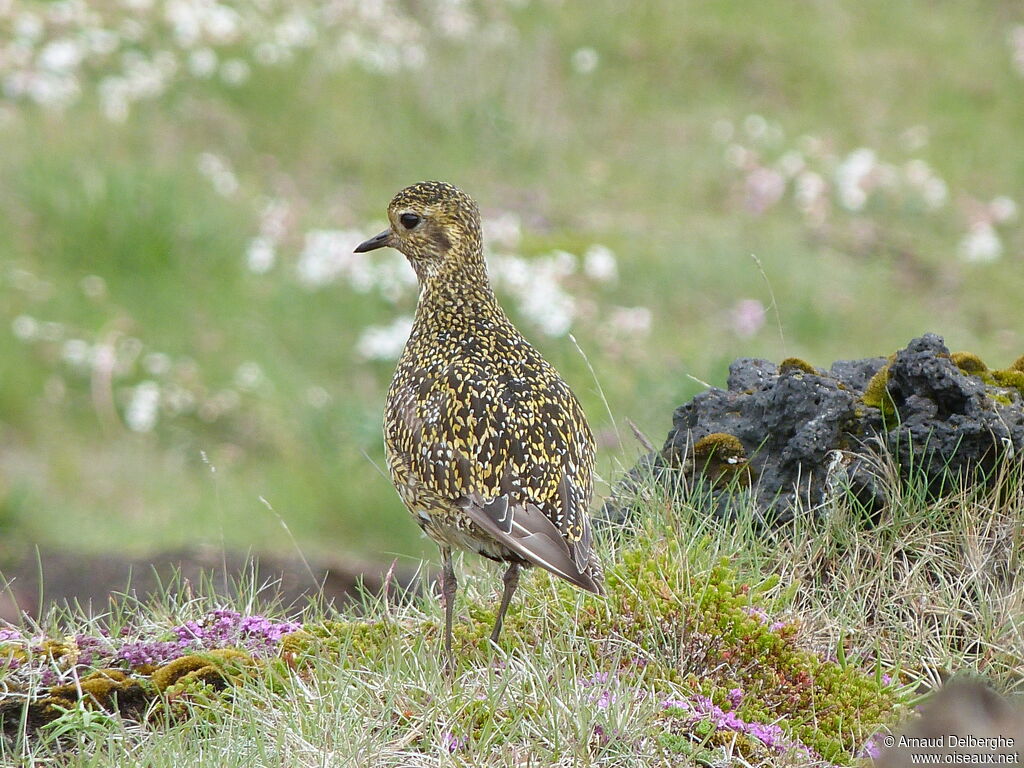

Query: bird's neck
[414,251,505,334]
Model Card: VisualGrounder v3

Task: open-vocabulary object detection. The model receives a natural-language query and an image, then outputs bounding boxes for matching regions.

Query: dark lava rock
[600,334,1024,527]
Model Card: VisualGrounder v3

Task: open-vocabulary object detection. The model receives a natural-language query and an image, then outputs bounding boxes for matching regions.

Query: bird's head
[355,181,484,283]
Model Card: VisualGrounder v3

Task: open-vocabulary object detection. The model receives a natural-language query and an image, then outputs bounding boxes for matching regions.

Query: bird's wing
[386,355,598,584]
[458,494,601,593]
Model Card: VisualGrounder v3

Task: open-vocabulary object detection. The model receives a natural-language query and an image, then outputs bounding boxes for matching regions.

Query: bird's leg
[439,546,457,675]
[490,562,520,645]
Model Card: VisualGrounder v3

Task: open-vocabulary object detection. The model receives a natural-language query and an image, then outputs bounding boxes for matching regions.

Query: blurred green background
[1,0,1022,568]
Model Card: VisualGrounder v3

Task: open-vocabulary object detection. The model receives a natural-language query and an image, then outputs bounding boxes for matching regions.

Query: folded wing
[459,494,602,594]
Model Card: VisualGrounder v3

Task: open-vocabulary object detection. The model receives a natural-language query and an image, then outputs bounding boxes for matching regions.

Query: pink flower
[730,299,766,338]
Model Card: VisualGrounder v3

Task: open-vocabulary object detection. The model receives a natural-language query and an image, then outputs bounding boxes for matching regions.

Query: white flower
[143,352,172,376]
[306,386,330,409]
[356,316,413,360]
[725,144,749,168]
[570,47,599,75]
[903,159,933,187]
[14,13,43,43]
[221,59,250,86]
[437,0,475,39]
[38,39,84,72]
[234,361,264,390]
[163,384,195,415]
[296,229,367,288]
[547,249,577,276]
[87,28,120,56]
[583,245,618,283]
[959,223,1002,263]
[80,274,107,299]
[483,212,521,250]
[205,5,241,43]
[743,114,767,140]
[99,77,130,122]
[900,125,929,152]
[794,171,826,212]
[277,13,317,48]
[188,48,218,78]
[836,148,877,211]
[922,177,947,210]
[990,196,1018,224]
[1010,25,1024,76]
[489,254,531,290]
[125,381,160,433]
[518,277,574,337]
[776,151,805,178]
[258,197,290,241]
[246,237,276,273]
[197,152,238,197]
[62,339,92,368]
[11,314,38,341]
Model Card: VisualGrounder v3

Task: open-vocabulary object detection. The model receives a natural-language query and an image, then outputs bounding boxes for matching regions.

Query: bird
[354,181,604,671]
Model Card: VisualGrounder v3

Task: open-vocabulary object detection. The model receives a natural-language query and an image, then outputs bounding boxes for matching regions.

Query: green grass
[2,1,1024,570]
[3,456,1022,766]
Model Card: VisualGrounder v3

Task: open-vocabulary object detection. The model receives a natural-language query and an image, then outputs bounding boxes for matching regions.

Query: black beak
[354,229,392,253]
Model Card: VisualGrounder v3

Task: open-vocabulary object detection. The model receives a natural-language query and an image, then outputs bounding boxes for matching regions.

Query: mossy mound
[862,361,896,418]
[605,334,1024,525]
[778,357,817,375]
[282,547,902,764]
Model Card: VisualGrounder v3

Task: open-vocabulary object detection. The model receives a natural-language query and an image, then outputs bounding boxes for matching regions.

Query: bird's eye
[399,213,421,230]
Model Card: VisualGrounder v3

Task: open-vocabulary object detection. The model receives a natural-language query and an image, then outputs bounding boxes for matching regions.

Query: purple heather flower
[727,688,744,709]
[858,736,883,759]
[660,694,821,758]
[74,633,114,667]
[769,620,788,632]
[581,671,611,687]
[592,723,620,746]
[661,698,692,711]
[168,611,300,657]
[594,690,617,710]
[0,629,21,642]
[114,639,190,667]
[440,731,464,753]
[880,673,893,685]
[741,605,769,623]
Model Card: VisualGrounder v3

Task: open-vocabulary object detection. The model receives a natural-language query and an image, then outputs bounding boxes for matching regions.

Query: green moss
[565,552,902,764]
[47,669,145,709]
[691,433,751,488]
[951,351,989,375]
[150,648,251,692]
[1009,355,1024,373]
[37,639,73,661]
[693,433,746,461]
[862,363,896,418]
[778,357,817,375]
[0,644,27,667]
[283,618,440,668]
[992,369,1024,395]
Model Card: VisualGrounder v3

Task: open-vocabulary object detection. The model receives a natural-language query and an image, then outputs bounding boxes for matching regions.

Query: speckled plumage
[355,181,603,666]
